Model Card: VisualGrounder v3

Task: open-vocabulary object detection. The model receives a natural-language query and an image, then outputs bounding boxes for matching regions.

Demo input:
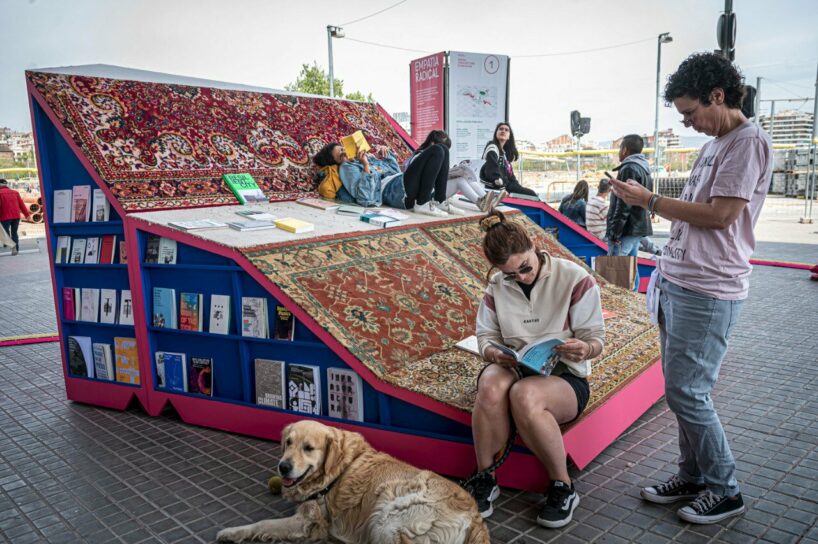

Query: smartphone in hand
[604,171,614,179]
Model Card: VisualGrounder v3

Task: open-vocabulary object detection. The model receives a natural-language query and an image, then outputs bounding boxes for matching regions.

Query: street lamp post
[327,25,345,98]
[653,32,673,178]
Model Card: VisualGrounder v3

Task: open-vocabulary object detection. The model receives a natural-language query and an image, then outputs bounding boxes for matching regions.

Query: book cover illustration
[241,297,268,338]
[80,288,100,322]
[161,351,187,393]
[487,337,565,375]
[118,290,134,325]
[327,368,364,422]
[208,294,231,334]
[144,235,161,263]
[189,357,213,396]
[223,173,267,204]
[91,188,110,222]
[55,236,71,263]
[287,363,321,415]
[255,359,286,408]
[52,189,72,223]
[84,237,100,264]
[296,197,341,211]
[69,238,86,264]
[70,185,91,222]
[99,288,118,324]
[340,130,370,160]
[92,343,114,381]
[226,220,277,231]
[179,292,203,331]
[152,287,177,328]
[67,336,94,378]
[274,305,295,341]
[154,351,166,388]
[114,337,140,384]
[157,238,177,264]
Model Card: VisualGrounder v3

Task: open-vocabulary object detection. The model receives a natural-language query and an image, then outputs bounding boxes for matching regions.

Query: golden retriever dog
[217,420,489,543]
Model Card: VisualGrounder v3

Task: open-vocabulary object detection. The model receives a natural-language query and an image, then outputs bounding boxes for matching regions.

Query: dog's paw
[216,527,243,542]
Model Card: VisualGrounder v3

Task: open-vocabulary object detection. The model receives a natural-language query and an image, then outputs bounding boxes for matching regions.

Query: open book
[341,130,370,159]
[488,337,565,375]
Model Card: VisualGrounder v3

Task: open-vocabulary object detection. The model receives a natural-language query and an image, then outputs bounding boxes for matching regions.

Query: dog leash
[459,428,517,491]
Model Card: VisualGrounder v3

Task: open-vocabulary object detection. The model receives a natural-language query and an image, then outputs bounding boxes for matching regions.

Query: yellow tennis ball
[268,475,283,495]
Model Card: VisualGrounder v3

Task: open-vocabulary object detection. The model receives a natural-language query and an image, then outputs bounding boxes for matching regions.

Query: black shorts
[477,363,591,421]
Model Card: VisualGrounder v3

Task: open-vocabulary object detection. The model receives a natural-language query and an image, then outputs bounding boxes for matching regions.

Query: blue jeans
[608,235,640,290]
[657,275,743,497]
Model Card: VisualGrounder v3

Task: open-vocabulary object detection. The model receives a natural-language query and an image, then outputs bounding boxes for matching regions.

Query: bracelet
[647,194,661,218]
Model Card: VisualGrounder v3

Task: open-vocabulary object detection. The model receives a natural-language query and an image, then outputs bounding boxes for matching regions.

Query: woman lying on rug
[407,130,506,213]
[312,136,457,218]
[465,209,605,528]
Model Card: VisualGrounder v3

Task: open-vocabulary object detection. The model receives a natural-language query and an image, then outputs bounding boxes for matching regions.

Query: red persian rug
[27,71,412,211]
[243,211,660,418]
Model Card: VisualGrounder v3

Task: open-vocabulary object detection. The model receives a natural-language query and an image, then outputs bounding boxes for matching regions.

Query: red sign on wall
[409,52,445,143]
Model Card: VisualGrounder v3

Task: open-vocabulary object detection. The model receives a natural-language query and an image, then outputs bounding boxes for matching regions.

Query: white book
[327,367,364,421]
[84,237,100,264]
[92,343,115,380]
[99,289,118,324]
[241,297,268,338]
[69,238,87,264]
[157,238,177,264]
[154,351,166,388]
[287,363,321,415]
[168,219,227,231]
[118,290,134,325]
[209,294,231,334]
[55,236,71,263]
[53,189,72,223]
[255,358,286,409]
[67,335,94,378]
[80,288,100,322]
[91,188,110,222]
[70,185,91,222]
[454,335,480,356]
[73,288,82,320]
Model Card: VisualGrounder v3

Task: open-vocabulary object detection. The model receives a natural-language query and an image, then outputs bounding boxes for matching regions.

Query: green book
[222,173,267,205]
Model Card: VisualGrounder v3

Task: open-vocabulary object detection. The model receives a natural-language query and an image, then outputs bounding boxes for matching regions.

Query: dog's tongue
[281,477,296,487]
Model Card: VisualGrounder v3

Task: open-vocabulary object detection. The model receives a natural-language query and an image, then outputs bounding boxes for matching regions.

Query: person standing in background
[585,179,611,239]
[0,179,31,256]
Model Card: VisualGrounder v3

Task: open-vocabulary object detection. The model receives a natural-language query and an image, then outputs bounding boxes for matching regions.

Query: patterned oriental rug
[27,71,412,211]
[243,211,660,426]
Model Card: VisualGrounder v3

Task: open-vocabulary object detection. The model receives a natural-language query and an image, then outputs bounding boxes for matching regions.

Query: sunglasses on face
[503,262,534,281]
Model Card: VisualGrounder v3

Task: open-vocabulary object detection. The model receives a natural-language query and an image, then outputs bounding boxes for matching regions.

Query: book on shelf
[152,287,177,328]
[118,290,134,325]
[208,294,231,334]
[336,204,366,216]
[99,288,118,324]
[80,288,100,322]
[144,234,161,263]
[241,297,268,338]
[158,237,177,264]
[487,337,565,376]
[287,363,321,415]
[454,335,480,356]
[222,173,267,205]
[189,357,213,396]
[73,288,81,320]
[274,305,295,341]
[115,337,140,384]
[119,241,127,264]
[69,238,86,264]
[53,189,72,223]
[67,335,94,378]
[168,219,228,231]
[158,351,187,392]
[255,358,286,408]
[179,292,204,331]
[84,237,100,264]
[226,220,277,232]
[55,236,71,263]
[340,130,370,160]
[99,235,117,264]
[92,343,115,381]
[91,188,110,222]
[70,185,91,222]
[296,197,341,211]
[235,209,276,221]
[327,367,364,422]
[62,287,76,320]
[274,217,314,234]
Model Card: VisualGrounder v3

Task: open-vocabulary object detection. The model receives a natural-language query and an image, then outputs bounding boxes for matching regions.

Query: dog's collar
[299,475,341,503]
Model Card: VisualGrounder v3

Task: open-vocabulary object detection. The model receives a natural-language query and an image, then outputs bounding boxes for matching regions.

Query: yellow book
[274,217,315,234]
[114,337,140,385]
[340,130,370,159]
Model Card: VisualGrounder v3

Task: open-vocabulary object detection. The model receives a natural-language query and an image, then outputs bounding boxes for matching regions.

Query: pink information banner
[409,52,445,143]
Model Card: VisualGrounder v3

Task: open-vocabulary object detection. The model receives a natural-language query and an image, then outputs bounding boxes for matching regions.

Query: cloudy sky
[2,0,816,143]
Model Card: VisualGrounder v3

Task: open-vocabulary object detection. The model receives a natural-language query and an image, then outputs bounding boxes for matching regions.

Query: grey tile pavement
[1,239,816,543]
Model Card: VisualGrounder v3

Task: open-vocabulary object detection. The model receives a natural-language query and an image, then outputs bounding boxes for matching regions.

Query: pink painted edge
[377,103,417,150]
[563,358,664,469]
[749,259,812,270]
[129,220,473,426]
[64,375,140,411]
[0,336,60,347]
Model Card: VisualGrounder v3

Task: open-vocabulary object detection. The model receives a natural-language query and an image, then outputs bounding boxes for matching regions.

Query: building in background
[759,110,814,146]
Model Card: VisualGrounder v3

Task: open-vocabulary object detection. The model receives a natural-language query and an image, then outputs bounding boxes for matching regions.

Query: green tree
[285,62,374,102]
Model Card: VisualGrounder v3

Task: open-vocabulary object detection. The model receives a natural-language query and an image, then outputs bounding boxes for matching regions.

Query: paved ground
[0,241,816,543]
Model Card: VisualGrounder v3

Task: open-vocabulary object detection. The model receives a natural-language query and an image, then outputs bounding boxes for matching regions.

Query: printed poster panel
[409,52,446,144]
[446,51,510,164]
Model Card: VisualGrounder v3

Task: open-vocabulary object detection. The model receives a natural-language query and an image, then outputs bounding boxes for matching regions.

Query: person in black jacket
[605,134,653,288]
[480,122,538,197]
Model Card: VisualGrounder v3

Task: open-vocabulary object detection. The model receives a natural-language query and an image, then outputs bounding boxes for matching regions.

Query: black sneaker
[462,472,500,518]
[641,475,706,504]
[537,480,579,528]
[678,491,745,524]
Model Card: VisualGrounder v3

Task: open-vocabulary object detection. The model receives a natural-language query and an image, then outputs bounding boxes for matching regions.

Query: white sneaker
[436,199,465,216]
[490,189,508,209]
[413,201,448,218]
[476,193,491,212]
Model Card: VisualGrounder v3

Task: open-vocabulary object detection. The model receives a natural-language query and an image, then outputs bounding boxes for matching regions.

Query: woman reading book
[465,209,605,528]
[312,134,455,218]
